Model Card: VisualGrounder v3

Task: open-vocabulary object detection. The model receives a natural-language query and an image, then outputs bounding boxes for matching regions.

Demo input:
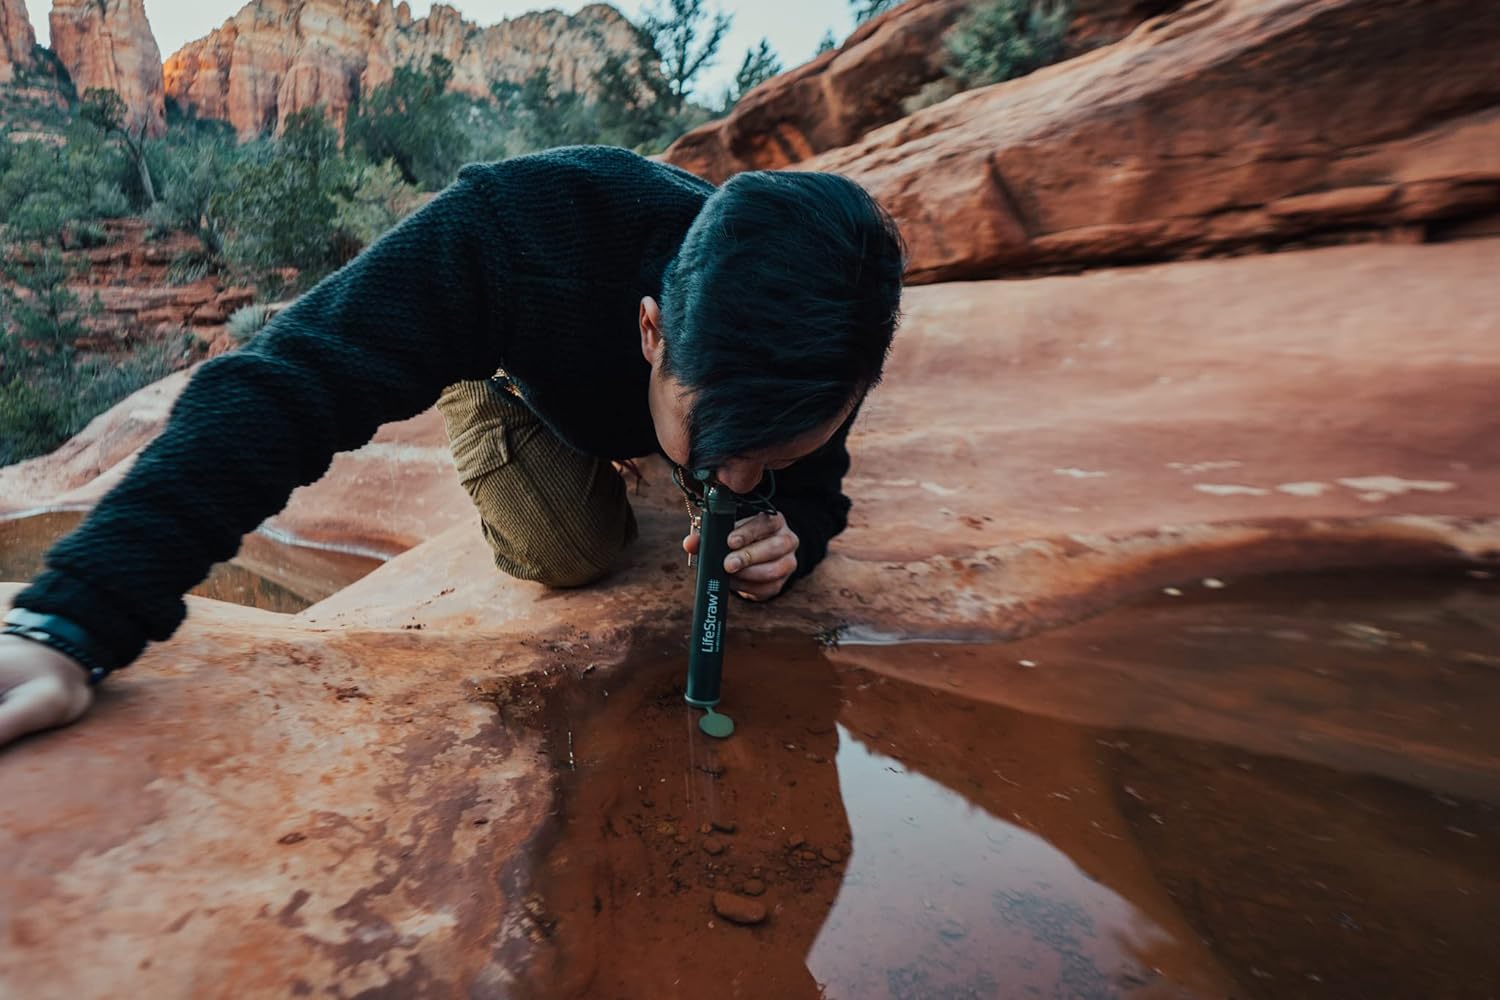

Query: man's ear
[639,296,663,365]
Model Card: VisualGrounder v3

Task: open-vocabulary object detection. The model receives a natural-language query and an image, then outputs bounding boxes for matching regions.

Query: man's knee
[480,506,637,589]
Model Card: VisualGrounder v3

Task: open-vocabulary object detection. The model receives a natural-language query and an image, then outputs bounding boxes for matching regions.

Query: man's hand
[0,635,93,750]
[683,510,799,602]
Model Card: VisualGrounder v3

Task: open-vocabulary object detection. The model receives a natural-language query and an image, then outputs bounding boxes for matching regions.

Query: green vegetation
[944,0,1072,89]
[1,0,760,466]
[344,55,471,190]
[721,39,782,111]
[0,337,195,467]
[851,0,901,24]
[641,0,733,116]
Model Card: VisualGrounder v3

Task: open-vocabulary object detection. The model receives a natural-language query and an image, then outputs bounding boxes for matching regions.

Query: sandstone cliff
[48,0,166,136]
[162,0,648,139]
[663,0,1188,184]
[0,0,35,84]
[809,0,1500,281]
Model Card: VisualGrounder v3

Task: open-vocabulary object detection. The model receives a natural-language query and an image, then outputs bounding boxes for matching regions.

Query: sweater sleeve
[11,167,511,670]
[766,403,863,591]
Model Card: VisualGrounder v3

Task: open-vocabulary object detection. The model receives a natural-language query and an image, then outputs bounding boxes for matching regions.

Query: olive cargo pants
[436,379,638,587]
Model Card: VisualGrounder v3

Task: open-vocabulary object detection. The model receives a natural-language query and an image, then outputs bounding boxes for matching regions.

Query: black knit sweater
[11,146,856,672]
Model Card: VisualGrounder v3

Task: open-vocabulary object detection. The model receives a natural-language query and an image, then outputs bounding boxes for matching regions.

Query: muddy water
[0,510,382,613]
[518,573,1500,1000]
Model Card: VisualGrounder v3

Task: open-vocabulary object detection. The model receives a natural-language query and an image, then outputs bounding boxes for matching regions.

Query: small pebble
[1018,659,1037,669]
[656,823,675,837]
[1202,577,1226,589]
[1163,587,1183,597]
[699,823,713,835]
[786,833,805,849]
[712,891,768,926]
[702,836,726,856]
[741,878,766,897]
[820,846,844,863]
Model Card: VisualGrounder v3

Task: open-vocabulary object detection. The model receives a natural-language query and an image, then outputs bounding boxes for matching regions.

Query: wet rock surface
[3,4,1499,992]
[509,575,1499,999]
[2,249,1497,997]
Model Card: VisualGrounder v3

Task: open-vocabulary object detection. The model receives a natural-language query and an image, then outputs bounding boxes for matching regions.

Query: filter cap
[698,709,735,739]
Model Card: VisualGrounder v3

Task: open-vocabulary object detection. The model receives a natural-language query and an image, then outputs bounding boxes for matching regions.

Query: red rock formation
[2,236,1499,996]
[48,0,165,137]
[663,0,969,183]
[0,0,36,83]
[808,0,1500,282]
[162,0,648,139]
[662,0,1187,184]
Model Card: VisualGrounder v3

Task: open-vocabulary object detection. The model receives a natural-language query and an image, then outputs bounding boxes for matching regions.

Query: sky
[29,0,859,98]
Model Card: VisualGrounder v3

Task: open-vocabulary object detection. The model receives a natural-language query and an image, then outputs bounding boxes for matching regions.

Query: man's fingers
[726,532,796,573]
[734,581,780,601]
[727,512,784,549]
[730,553,797,584]
[0,678,80,747]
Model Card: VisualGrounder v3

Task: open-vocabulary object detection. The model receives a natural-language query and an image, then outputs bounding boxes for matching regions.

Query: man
[0,145,906,749]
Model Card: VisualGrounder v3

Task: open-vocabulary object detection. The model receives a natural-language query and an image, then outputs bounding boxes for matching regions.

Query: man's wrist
[2,608,111,685]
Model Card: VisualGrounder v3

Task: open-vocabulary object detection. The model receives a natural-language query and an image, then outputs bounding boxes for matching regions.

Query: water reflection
[519,573,1500,1000]
[0,510,382,613]
[811,725,1184,999]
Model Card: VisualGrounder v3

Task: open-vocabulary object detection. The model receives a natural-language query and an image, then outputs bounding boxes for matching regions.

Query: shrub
[344,55,471,191]
[166,248,216,284]
[65,220,110,249]
[0,375,74,466]
[0,336,198,466]
[331,157,421,250]
[89,178,130,218]
[945,0,1072,90]
[226,302,273,344]
[0,243,97,367]
[143,200,177,240]
[211,108,347,282]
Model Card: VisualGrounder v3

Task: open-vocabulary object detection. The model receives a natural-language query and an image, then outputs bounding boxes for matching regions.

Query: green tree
[78,87,157,206]
[490,67,597,151]
[212,106,349,279]
[851,0,900,24]
[945,0,1072,89]
[0,244,98,371]
[815,29,839,54]
[639,0,732,113]
[590,51,673,150]
[344,55,471,190]
[722,39,781,111]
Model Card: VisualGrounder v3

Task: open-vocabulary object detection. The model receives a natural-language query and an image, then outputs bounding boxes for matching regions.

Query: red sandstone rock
[806,0,1500,282]
[162,0,648,139]
[48,0,165,137]
[0,0,36,83]
[664,0,969,183]
[663,0,1183,185]
[2,237,1498,996]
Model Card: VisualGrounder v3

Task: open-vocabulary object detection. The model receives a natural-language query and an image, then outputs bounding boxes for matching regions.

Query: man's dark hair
[660,170,906,471]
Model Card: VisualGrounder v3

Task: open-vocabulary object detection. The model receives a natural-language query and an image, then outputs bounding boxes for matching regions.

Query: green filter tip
[698,709,735,739]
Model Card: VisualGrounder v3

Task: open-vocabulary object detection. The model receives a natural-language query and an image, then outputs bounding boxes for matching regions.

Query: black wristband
[2,608,112,685]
